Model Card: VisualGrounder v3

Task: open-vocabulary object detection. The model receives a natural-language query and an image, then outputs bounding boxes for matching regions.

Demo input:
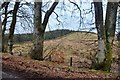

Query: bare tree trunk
[30,0,59,60]
[0,8,2,52]
[92,0,106,70]
[93,1,118,72]
[2,2,9,52]
[117,31,120,73]
[103,2,118,71]
[8,2,20,55]
[117,4,120,75]
[30,2,43,60]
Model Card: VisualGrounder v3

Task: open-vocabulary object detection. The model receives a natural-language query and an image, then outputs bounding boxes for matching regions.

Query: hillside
[59,32,97,40]
[12,31,118,60]
[13,29,97,43]
[12,32,118,72]
[13,29,76,43]
[2,32,119,79]
[13,32,98,57]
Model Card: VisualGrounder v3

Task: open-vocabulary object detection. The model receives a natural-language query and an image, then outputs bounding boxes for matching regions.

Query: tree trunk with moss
[103,2,118,71]
[93,1,118,72]
[30,0,59,60]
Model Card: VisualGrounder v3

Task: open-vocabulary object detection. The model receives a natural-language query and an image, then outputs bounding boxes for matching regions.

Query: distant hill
[44,29,76,40]
[14,33,33,43]
[13,29,96,43]
[59,32,97,41]
[13,29,74,43]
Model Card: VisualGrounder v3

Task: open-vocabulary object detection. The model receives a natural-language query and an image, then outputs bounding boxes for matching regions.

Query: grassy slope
[3,32,119,77]
[12,32,118,59]
[59,32,97,40]
[13,32,98,65]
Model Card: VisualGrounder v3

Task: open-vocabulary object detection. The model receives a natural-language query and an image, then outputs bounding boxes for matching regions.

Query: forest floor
[2,32,120,79]
[2,54,120,79]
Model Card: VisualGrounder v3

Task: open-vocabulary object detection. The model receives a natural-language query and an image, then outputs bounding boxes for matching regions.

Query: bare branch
[42,0,59,30]
[68,0,83,30]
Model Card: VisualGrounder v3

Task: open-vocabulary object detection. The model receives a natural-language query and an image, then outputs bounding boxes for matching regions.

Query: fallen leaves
[2,54,118,78]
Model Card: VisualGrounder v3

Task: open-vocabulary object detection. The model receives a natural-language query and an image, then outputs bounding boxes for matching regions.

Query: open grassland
[11,32,119,73]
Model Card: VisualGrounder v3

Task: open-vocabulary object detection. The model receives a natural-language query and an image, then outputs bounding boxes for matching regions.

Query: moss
[91,40,112,72]
[29,49,43,60]
[90,69,113,74]
[92,41,112,72]
[103,41,112,72]
[91,60,105,70]
[31,55,43,60]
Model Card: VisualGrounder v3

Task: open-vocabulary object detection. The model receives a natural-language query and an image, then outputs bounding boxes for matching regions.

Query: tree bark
[30,2,43,60]
[117,31,120,73]
[30,0,59,60]
[92,0,106,70]
[2,2,9,52]
[103,2,118,71]
[8,2,20,55]
[93,1,118,72]
[0,7,2,52]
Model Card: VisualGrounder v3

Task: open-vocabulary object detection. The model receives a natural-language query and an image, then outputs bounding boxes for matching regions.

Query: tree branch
[42,0,59,31]
[68,0,83,30]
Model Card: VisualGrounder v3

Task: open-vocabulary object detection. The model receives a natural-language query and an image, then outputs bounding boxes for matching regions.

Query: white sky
[1,0,119,34]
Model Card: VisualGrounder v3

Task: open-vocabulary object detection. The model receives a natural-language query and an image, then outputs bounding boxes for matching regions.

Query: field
[12,32,119,71]
[2,32,119,78]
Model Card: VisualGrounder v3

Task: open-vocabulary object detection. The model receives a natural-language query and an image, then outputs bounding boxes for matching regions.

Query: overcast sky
[16,0,97,34]
[1,0,119,34]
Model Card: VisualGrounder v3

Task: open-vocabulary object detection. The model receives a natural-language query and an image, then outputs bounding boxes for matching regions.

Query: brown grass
[10,32,119,73]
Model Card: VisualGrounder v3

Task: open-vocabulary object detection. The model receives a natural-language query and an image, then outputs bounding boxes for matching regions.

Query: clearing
[2,32,120,79]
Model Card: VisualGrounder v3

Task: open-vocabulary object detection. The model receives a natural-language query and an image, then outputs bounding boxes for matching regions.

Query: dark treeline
[4,29,96,43]
[13,29,77,43]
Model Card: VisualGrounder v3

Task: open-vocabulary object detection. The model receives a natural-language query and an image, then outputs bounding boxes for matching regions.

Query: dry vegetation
[10,32,119,73]
[2,54,118,78]
[2,32,120,79]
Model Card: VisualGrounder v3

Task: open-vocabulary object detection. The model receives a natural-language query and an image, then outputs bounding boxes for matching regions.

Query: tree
[92,0,105,70]
[93,1,119,72]
[30,0,59,60]
[2,2,10,52]
[0,3,2,52]
[8,2,20,55]
[1,2,34,53]
[103,2,118,71]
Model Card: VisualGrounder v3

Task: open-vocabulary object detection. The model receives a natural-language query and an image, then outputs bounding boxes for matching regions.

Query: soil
[2,54,120,80]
